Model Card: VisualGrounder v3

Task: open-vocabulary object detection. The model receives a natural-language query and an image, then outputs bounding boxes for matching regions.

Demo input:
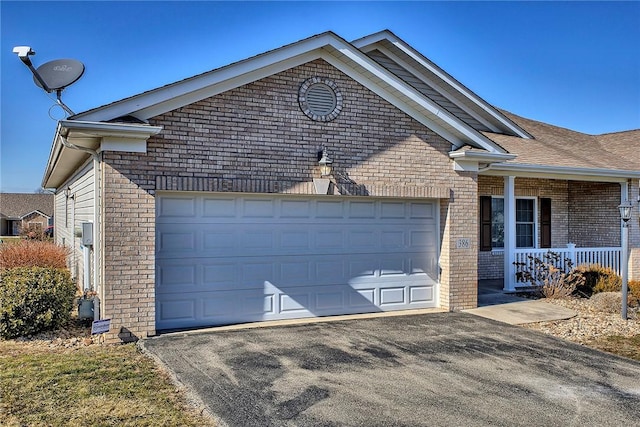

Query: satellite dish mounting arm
[13,46,53,93]
[12,46,78,116]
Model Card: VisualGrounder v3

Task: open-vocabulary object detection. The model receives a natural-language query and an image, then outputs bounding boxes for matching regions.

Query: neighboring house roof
[0,193,54,219]
[480,112,640,181]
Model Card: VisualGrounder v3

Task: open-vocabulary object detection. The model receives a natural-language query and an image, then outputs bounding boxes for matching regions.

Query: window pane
[492,224,504,248]
[516,223,534,248]
[491,198,504,223]
[516,199,534,222]
[491,198,504,248]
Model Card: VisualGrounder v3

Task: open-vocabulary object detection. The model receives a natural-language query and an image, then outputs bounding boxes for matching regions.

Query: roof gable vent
[299,77,342,122]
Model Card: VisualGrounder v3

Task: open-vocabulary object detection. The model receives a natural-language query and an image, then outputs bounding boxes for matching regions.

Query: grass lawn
[0,342,214,427]
[588,335,640,362]
[0,237,22,245]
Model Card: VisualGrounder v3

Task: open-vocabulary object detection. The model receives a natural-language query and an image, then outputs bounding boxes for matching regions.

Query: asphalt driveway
[142,313,640,426]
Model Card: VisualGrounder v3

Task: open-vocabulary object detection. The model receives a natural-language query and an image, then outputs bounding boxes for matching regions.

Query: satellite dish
[33,59,85,91]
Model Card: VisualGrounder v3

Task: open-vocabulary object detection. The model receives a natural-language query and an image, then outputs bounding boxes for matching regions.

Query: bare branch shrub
[0,240,69,269]
[514,251,585,299]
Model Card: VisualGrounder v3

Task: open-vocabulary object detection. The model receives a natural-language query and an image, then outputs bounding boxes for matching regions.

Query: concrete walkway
[465,280,576,325]
[463,300,576,325]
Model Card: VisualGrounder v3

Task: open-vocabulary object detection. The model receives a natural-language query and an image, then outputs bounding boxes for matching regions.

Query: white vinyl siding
[54,161,94,289]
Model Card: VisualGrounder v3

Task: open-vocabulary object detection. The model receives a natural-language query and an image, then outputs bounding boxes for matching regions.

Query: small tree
[514,251,585,299]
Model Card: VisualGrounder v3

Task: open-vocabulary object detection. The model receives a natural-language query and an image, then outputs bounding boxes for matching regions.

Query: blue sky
[1,1,639,193]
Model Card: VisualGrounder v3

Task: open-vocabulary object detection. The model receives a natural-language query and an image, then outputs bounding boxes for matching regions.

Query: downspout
[59,135,102,320]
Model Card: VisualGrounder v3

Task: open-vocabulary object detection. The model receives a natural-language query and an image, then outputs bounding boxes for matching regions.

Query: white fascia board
[327,44,506,153]
[481,162,640,183]
[72,34,340,122]
[369,44,501,133]
[356,34,533,139]
[351,30,396,49]
[20,210,51,220]
[100,137,147,153]
[135,51,319,120]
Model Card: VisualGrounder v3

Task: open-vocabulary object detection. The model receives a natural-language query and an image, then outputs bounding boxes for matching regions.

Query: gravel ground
[522,293,639,345]
[8,318,97,348]
[6,294,639,349]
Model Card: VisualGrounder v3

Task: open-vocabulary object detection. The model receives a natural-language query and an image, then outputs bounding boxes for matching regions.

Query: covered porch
[477,173,638,292]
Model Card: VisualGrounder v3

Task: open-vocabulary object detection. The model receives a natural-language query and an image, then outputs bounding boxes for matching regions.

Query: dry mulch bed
[522,293,640,360]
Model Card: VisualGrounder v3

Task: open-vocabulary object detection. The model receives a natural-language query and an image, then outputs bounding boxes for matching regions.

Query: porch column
[504,176,517,291]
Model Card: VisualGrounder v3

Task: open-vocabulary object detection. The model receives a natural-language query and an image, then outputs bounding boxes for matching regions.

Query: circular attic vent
[299,77,343,122]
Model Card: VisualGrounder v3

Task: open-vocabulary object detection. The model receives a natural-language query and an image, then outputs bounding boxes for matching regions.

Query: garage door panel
[202,197,236,217]
[348,200,376,218]
[350,288,376,307]
[380,287,406,305]
[242,198,276,217]
[410,286,434,303]
[316,200,344,218]
[156,194,439,330]
[158,299,196,322]
[380,201,406,218]
[410,202,435,218]
[158,224,434,257]
[203,231,237,251]
[157,196,197,217]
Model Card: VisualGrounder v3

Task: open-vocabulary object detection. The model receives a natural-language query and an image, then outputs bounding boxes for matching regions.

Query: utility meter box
[81,222,93,246]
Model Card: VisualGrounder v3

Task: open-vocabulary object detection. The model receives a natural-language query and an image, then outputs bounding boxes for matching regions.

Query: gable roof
[69,31,506,153]
[352,30,532,139]
[479,112,640,181]
[0,193,54,219]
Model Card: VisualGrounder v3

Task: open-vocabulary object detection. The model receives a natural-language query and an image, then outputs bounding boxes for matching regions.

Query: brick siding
[99,58,478,341]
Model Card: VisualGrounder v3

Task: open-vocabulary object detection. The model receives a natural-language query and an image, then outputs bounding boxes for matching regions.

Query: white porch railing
[514,245,622,283]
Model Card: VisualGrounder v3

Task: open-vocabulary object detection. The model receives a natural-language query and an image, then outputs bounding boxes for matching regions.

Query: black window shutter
[480,196,492,251]
[540,198,552,248]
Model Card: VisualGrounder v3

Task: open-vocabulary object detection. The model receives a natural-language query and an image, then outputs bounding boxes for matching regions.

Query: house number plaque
[456,238,471,249]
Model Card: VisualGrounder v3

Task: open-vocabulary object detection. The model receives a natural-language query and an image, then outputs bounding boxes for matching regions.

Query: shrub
[0,267,77,339]
[0,240,69,269]
[574,264,621,297]
[513,251,584,299]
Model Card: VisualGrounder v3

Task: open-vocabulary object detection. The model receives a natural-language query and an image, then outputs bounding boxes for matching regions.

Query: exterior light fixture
[618,199,633,320]
[318,148,333,177]
[618,200,633,222]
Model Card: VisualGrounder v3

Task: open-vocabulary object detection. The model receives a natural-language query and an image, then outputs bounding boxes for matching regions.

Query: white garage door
[156,193,439,330]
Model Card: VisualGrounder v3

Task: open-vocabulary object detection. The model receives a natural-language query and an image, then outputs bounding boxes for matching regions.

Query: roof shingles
[482,112,640,172]
[0,193,54,219]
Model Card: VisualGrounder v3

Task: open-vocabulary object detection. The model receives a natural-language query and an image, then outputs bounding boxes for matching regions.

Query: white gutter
[448,150,517,172]
[448,151,516,163]
[42,120,162,189]
[58,120,163,139]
